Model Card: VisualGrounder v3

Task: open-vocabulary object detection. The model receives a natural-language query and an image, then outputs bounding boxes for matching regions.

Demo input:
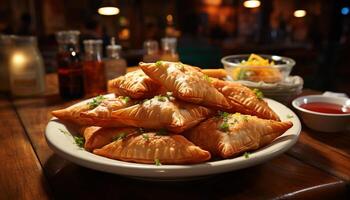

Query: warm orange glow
[166,14,173,25]
[203,0,222,6]
[294,10,307,18]
[243,0,261,8]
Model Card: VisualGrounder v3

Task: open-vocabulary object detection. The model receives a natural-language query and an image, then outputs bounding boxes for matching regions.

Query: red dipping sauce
[300,102,350,114]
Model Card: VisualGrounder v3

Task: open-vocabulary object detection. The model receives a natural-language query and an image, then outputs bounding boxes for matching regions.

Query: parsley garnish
[112,132,126,141]
[252,88,264,100]
[242,115,248,122]
[218,111,229,119]
[219,122,230,132]
[121,96,130,103]
[74,136,85,148]
[87,95,106,109]
[59,128,70,135]
[156,128,168,135]
[154,158,162,166]
[142,134,149,141]
[203,74,212,83]
[286,114,294,119]
[243,152,250,159]
[155,61,163,67]
[155,95,167,102]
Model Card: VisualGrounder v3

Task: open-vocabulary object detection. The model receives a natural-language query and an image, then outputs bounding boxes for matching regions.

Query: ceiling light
[98,7,120,16]
[243,0,261,8]
[293,9,306,18]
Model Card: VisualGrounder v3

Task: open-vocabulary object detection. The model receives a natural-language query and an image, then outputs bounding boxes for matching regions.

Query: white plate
[45,97,301,180]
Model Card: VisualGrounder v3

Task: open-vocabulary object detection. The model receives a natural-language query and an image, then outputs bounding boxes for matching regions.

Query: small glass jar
[104,37,127,80]
[83,39,106,96]
[8,35,45,97]
[143,40,160,63]
[55,30,84,99]
[160,37,179,62]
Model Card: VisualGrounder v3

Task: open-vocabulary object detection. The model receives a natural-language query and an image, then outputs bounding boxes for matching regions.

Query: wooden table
[1,73,349,200]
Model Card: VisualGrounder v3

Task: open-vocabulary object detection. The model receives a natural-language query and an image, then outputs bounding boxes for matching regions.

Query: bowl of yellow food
[221,54,295,83]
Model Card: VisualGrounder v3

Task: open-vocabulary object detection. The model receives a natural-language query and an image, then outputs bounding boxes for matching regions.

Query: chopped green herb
[203,74,212,83]
[142,134,149,141]
[252,88,264,100]
[154,158,162,166]
[112,132,126,141]
[218,111,229,119]
[237,68,247,80]
[87,95,106,109]
[243,152,250,159]
[286,114,294,119]
[59,128,70,135]
[155,61,163,67]
[156,128,168,135]
[73,136,85,148]
[219,122,230,132]
[121,96,130,103]
[242,115,248,122]
[155,95,167,102]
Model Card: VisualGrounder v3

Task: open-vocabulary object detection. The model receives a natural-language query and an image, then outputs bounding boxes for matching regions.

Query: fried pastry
[140,61,230,109]
[83,126,138,151]
[80,96,137,127]
[186,113,293,158]
[93,132,211,164]
[109,95,213,133]
[210,78,280,121]
[108,69,162,99]
[51,95,115,125]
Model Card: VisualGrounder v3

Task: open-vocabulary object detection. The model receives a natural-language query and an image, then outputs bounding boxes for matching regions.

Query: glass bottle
[83,39,106,97]
[143,40,160,63]
[160,37,179,62]
[55,30,84,99]
[104,37,127,81]
[8,35,45,97]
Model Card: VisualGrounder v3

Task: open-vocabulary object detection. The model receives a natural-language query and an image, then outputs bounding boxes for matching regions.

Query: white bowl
[292,95,350,132]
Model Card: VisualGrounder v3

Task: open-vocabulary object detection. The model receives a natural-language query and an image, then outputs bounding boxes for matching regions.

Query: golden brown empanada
[140,61,230,109]
[93,132,211,164]
[83,126,138,151]
[51,95,114,125]
[186,113,293,158]
[80,96,137,127]
[210,78,280,121]
[109,95,213,133]
[108,69,162,99]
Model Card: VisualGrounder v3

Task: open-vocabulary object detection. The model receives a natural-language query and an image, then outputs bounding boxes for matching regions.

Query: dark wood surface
[1,73,349,200]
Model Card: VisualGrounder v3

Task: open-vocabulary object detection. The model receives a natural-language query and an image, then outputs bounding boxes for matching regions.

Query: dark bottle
[83,39,106,97]
[55,30,84,99]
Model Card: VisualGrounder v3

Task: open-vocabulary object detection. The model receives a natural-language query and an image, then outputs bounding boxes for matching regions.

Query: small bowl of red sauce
[292,95,350,132]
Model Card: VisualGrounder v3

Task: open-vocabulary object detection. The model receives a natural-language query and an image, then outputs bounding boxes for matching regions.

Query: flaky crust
[80,96,137,127]
[110,96,213,133]
[186,114,292,158]
[93,132,211,164]
[83,127,139,151]
[211,78,280,121]
[140,62,230,109]
[108,70,161,99]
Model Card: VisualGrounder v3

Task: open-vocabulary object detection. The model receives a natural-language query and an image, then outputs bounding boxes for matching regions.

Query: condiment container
[104,37,127,80]
[83,39,106,96]
[55,30,84,99]
[160,37,179,62]
[143,40,160,63]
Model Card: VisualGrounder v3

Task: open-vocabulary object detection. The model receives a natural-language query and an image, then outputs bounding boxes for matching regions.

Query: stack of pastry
[52,61,293,165]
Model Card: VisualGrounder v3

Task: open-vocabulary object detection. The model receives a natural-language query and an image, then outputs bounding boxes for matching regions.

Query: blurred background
[0,0,349,94]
